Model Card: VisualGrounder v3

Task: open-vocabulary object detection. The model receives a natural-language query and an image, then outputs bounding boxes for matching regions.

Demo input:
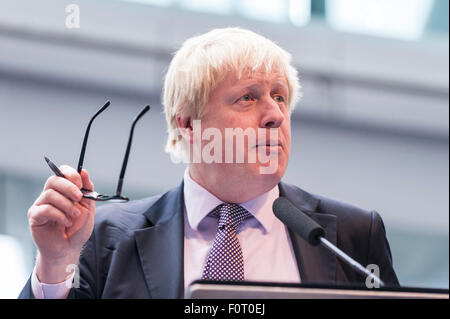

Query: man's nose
[259,97,285,128]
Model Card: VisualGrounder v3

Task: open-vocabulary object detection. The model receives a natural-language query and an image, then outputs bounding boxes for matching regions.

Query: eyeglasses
[45,100,150,203]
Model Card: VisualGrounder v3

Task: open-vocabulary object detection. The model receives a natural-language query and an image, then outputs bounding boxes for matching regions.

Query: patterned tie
[201,203,252,281]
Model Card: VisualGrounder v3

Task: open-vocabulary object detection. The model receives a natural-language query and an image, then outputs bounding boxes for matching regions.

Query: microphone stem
[319,237,385,287]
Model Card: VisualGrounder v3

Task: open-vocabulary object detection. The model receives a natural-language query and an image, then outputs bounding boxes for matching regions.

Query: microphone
[273,197,385,287]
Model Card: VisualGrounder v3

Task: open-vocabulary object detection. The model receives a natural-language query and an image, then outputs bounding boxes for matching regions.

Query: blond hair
[162,27,301,162]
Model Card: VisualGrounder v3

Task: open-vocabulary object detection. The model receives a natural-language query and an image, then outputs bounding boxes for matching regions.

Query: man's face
[190,70,292,199]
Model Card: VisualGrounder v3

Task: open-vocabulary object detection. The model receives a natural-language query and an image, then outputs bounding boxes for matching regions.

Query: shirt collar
[183,168,278,233]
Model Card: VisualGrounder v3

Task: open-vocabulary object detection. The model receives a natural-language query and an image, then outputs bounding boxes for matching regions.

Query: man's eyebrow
[231,79,258,88]
[271,81,289,90]
[229,82,262,95]
[230,79,288,93]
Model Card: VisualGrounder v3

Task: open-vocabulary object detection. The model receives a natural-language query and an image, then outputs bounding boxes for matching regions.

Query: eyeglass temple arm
[77,100,111,173]
[115,105,150,196]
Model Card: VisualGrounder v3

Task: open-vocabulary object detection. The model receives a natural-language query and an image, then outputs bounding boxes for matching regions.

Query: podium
[186,280,449,299]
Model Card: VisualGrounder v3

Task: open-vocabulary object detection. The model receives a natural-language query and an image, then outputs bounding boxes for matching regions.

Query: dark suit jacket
[19,181,399,298]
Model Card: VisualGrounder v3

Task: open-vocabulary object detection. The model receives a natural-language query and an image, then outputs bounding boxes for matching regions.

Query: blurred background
[0,0,448,298]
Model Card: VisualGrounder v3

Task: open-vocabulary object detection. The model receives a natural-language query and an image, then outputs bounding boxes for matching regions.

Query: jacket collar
[134,182,185,298]
[279,182,337,283]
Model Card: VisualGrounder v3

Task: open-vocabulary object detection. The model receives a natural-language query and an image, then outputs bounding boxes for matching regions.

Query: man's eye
[274,95,285,102]
[238,94,253,102]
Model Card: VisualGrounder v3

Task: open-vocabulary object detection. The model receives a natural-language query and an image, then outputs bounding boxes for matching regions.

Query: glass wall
[122,0,449,40]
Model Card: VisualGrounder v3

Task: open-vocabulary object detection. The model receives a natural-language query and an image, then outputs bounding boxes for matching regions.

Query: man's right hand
[27,165,95,284]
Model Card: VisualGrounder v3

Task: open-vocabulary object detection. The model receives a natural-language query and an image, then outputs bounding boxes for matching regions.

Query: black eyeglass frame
[77,101,150,202]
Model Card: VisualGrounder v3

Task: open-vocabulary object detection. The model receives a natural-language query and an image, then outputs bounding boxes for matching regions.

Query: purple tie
[201,203,252,281]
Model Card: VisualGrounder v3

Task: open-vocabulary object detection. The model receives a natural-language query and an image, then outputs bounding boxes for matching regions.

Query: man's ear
[176,115,194,144]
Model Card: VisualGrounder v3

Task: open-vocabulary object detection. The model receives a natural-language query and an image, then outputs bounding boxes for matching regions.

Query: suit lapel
[133,180,337,296]
[134,182,185,298]
[279,182,337,283]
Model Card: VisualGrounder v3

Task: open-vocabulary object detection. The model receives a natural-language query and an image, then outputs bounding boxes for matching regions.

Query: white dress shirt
[183,168,300,292]
[31,167,301,298]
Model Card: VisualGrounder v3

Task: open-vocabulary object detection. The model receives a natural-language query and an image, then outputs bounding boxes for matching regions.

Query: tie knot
[210,203,251,231]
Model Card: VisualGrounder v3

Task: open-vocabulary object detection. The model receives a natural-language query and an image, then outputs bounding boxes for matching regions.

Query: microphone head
[273,197,325,246]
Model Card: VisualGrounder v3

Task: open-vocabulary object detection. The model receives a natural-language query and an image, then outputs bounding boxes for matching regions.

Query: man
[20,27,399,299]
